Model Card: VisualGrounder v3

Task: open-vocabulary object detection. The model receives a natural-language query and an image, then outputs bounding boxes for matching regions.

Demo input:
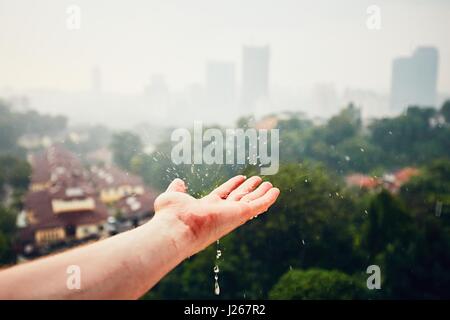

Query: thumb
[166,178,187,193]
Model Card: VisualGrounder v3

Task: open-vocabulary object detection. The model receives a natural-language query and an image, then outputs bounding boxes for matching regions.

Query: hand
[153,175,280,257]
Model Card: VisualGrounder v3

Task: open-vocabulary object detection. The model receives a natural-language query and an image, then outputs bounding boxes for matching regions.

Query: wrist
[143,211,196,260]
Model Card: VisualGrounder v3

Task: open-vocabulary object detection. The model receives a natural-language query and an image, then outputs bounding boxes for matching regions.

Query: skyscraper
[390,47,439,112]
[206,61,236,107]
[242,45,270,109]
[144,74,170,122]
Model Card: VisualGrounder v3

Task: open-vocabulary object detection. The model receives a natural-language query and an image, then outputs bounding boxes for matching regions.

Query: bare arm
[0,176,280,299]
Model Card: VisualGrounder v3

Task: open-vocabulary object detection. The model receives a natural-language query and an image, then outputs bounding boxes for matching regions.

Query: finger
[248,187,280,216]
[227,176,263,201]
[209,175,246,199]
[166,178,187,193]
[240,181,273,202]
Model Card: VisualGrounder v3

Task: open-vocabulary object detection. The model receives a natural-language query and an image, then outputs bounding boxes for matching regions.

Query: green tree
[441,100,450,123]
[400,159,450,219]
[363,190,414,259]
[269,268,366,300]
[324,103,361,146]
[0,206,17,265]
[110,131,143,170]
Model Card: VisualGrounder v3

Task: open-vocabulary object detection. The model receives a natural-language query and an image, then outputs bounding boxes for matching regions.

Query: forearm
[0,213,191,299]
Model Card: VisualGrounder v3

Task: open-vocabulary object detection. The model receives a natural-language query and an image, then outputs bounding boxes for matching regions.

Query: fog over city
[1,0,449,128]
[1,0,450,302]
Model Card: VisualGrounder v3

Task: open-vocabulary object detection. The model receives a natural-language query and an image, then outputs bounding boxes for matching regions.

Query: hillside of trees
[1,97,449,299]
[109,101,450,299]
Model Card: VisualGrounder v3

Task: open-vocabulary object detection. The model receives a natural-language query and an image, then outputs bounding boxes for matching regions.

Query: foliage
[0,206,17,264]
[269,268,366,300]
[110,131,143,170]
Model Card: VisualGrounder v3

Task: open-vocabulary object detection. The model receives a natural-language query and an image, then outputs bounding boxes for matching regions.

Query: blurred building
[144,74,170,121]
[17,146,108,257]
[16,145,157,258]
[206,61,236,107]
[311,83,338,117]
[341,88,390,119]
[242,45,270,110]
[345,167,420,193]
[390,47,439,112]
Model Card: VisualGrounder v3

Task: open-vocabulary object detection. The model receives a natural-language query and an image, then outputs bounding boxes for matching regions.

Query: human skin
[0,175,280,299]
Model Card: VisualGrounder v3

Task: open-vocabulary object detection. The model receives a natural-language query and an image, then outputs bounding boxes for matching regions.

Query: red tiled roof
[22,189,108,234]
[345,174,379,189]
[115,189,158,219]
[394,167,420,185]
[90,165,144,189]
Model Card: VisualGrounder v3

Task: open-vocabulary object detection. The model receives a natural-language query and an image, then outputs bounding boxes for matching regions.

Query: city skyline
[1,0,450,94]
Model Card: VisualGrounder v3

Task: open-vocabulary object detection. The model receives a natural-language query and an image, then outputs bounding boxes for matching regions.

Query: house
[345,167,420,193]
[90,165,158,228]
[16,145,159,258]
[90,165,146,204]
[16,146,108,257]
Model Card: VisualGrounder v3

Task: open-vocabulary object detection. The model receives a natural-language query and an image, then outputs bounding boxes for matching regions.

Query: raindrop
[214,280,220,295]
[360,148,365,152]
[345,155,350,161]
[214,239,221,296]
[364,210,368,214]
[435,201,443,217]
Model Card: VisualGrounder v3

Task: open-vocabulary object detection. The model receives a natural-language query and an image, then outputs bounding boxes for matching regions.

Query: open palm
[154,175,280,255]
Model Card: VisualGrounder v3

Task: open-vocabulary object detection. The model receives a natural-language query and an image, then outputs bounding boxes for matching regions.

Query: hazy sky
[1,0,449,94]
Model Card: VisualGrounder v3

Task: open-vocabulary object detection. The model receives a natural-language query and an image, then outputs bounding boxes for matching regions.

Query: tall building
[311,83,338,118]
[144,74,170,121]
[242,45,270,109]
[390,47,439,112]
[206,61,236,107]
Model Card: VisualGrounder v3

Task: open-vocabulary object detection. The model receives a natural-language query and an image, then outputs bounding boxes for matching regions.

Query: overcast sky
[1,0,449,94]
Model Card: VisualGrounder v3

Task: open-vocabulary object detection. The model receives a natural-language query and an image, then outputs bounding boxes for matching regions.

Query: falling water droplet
[435,201,443,217]
[214,280,220,295]
[214,239,221,296]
